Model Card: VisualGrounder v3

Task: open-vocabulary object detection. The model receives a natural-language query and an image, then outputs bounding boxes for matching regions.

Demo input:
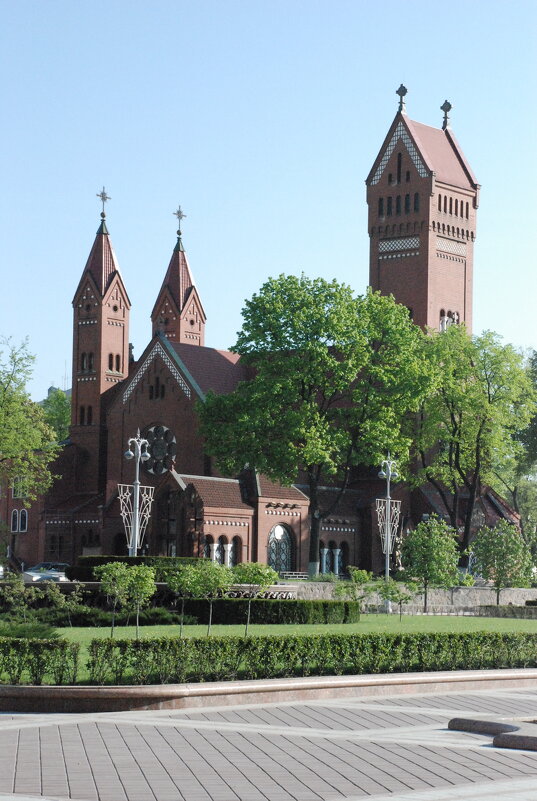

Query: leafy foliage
[401,516,459,611]
[468,522,533,604]
[94,562,131,636]
[200,276,433,575]
[124,565,156,639]
[333,568,374,618]
[231,562,279,635]
[41,388,70,442]
[377,578,418,621]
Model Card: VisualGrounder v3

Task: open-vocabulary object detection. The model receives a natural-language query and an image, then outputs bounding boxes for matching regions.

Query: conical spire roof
[82,214,122,296]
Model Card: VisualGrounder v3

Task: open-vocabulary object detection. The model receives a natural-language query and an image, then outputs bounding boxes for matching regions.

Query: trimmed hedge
[87,631,537,685]
[66,555,202,582]
[0,638,79,685]
[33,605,195,628]
[182,599,360,625]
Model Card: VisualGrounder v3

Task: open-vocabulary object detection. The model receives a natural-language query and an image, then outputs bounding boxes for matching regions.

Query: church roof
[405,118,477,189]
[170,341,247,396]
[151,235,206,320]
[256,475,308,502]
[177,474,252,510]
[81,218,122,297]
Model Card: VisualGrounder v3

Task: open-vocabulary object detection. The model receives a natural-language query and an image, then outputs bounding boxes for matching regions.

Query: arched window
[19,510,28,533]
[87,405,93,425]
[443,196,447,213]
[216,535,226,565]
[455,199,458,216]
[11,510,18,533]
[88,352,94,371]
[396,195,401,215]
[81,352,87,371]
[438,194,442,212]
[115,354,121,372]
[268,525,293,574]
[397,152,402,184]
[405,194,410,214]
[203,535,213,559]
[405,170,410,182]
[449,197,453,214]
[155,376,160,395]
[108,354,113,370]
[160,384,165,399]
[387,197,393,216]
[230,536,242,567]
[414,193,420,212]
[378,198,384,217]
[388,173,393,185]
[466,202,469,219]
[79,406,85,425]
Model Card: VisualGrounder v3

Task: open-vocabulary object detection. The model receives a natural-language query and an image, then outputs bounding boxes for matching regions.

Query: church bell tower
[366,86,480,332]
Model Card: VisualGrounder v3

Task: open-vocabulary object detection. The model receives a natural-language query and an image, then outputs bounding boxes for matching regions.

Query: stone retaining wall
[295,582,537,606]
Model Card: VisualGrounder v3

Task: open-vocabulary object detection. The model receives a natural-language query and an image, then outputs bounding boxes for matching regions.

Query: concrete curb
[2,668,537,713]
[449,715,537,751]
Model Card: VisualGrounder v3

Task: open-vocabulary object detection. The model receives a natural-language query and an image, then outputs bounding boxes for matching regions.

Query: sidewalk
[1,687,537,800]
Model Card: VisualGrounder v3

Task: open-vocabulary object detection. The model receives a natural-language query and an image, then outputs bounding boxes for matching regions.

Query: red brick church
[5,88,517,573]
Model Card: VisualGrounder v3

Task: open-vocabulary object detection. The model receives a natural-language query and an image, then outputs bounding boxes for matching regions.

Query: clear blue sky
[1,0,536,399]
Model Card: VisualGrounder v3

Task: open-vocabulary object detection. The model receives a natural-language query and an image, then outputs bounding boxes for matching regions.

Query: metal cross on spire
[96,186,111,218]
[173,205,186,236]
[396,84,407,113]
[441,100,452,130]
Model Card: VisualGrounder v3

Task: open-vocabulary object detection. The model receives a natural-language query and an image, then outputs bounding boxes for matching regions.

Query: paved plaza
[1,688,537,801]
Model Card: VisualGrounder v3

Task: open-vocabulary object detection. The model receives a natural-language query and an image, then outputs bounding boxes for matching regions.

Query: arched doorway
[268,524,293,573]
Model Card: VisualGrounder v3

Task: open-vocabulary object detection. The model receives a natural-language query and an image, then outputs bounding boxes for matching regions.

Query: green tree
[468,522,532,605]
[126,565,156,638]
[413,327,536,552]
[0,338,60,498]
[377,578,418,621]
[0,573,38,622]
[231,562,279,635]
[94,562,131,636]
[333,568,374,619]
[401,516,459,612]
[200,276,433,576]
[42,388,70,442]
[188,561,233,636]
[167,564,201,637]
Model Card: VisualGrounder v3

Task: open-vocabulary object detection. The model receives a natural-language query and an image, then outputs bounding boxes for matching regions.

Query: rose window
[143,425,177,475]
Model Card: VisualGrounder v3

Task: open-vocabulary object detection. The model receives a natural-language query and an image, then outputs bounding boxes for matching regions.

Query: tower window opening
[108,354,113,370]
[405,170,410,182]
[455,199,458,216]
[160,384,165,399]
[155,376,160,395]
[438,194,442,212]
[81,353,87,372]
[11,510,18,533]
[396,195,401,215]
[449,197,453,214]
[466,202,469,219]
[87,406,93,425]
[149,385,154,400]
[443,196,447,213]
[378,198,384,217]
[79,406,85,426]
[88,352,94,371]
[19,510,27,533]
[388,173,393,185]
[387,197,393,216]
[115,354,121,372]
[397,153,402,184]
[414,193,420,212]
[405,193,410,214]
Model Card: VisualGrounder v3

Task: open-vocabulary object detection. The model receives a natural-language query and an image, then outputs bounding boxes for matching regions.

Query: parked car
[22,562,70,583]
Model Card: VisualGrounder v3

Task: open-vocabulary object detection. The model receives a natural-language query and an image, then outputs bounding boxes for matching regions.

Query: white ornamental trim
[371,122,428,185]
[436,236,467,256]
[123,341,191,403]
[264,510,300,517]
[378,236,420,253]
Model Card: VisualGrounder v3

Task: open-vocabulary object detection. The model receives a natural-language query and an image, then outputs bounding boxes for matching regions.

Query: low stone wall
[295,582,537,606]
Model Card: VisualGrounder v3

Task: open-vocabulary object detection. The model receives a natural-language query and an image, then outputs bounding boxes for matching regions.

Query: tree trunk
[136,604,140,639]
[180,597,185,638]
[207,599,213,636]
[245,597,251,637]
[423,580,428,613]
[308,476,321,577]
[496,586,501,606]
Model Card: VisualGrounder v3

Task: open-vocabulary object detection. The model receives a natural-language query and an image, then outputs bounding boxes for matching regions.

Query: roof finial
[441,100,452,130]
[173,205,187,238]
[96,186,111,219]
[396,84,407,113]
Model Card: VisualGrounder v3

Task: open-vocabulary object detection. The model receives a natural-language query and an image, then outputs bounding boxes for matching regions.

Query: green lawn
[60,615,537,682]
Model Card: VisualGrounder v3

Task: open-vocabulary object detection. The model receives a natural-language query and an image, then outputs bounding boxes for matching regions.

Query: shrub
[182,598,360,625]
[87,631,537,685]
[0,621,59,639]
[0,638,79,685]
[66,556,202,582]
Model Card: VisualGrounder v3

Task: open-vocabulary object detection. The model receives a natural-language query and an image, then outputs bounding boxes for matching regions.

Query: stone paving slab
[1,689,537,800]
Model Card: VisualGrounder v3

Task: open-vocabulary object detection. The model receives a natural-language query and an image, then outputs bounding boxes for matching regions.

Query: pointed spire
[396,84,407,113]
[80,188,120,295]
[441,99,452,130]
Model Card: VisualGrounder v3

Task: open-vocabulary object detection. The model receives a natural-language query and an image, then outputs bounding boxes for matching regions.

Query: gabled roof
[176,473,253,511]
[366,111,478,191]
[74,218,125,300]
[257,475,308,502]
[151,235,206,321]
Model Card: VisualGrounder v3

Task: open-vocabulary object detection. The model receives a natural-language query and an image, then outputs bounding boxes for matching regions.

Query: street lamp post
[124,430,150,557]
[378,454,398,611]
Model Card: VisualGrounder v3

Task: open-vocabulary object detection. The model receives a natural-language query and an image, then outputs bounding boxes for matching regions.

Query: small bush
[182,598,359,625]
[66,556,202,582]
[0,638,79,685]
[0,621,59,639]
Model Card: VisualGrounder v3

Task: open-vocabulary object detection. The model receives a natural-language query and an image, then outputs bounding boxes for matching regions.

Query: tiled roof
[151,237,204,319]
[171,343,247,396]
[82,220,121,296]
[257,475,308,502]
[406,118,476,189]
[178,475,252,511]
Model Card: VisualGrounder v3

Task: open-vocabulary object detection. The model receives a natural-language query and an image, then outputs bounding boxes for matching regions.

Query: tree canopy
[42,388,70,443]
[401,516,459,612]
[468,522,533,604]
[0,338,59,498]
[199,275,434,575]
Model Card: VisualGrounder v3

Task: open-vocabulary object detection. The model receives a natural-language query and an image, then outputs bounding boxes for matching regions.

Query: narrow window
[438,194,442,212]
[455,199,458,216]
[149,385,154,400]
[443,196,447,213]
[88,352,94,371]
[405,170,410,182]
[387,197,393,216]
[414,193,420,212]
[108,353,113,370]
[160,384,165,399]
[466,202,469,219]
[405,194,410,213]
[449,197,453,214]
[397,153,402,184]
[11,510,18,533]
[79,406,85,425]
[19,510,27,533]
[87,406,93,425]
[115,354,120,372]
[155,376,160,395]
[388,173,393,185]
[396,195,401,215]
[81,352,87,371]
[378,197,384,217]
